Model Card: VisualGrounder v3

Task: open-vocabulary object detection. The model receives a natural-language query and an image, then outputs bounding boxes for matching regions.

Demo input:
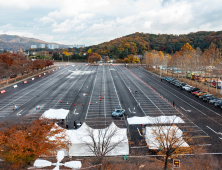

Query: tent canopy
[41,109,69,119]
[145,126,189,150]
[69,122,129,156]
[127,115,184,125]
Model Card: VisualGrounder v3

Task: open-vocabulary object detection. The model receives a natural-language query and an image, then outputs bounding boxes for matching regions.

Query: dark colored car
[175,82,182,87]
[215,101,222,107]
[188,88,200,93]
[199,93,210,99]
[202,94,213,101]
[205,96,217,102]
[179,83,187,88]
[162,77,168,80]
[171,80,180,85]
[112,109,126,117]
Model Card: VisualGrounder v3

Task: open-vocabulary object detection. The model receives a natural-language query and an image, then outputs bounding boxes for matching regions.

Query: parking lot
[0,64,221,154]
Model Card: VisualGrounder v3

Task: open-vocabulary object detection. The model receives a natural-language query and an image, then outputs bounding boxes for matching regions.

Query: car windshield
[116,110,121,112]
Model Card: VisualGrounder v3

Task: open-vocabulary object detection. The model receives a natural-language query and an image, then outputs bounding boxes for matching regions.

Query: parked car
[214,101,222,107]
[172,80,180,85]
[179,83,187,87]
[175,82,182,87]
[185,87,195,92]
[192,90,201,95]
[168,78,176,83]
[195,91,208,97]
[205,96,217,102]
[166,77,174,82]
[202,94,213,101]
[189,88,200,93]
[184,86,193,91]
[112,109,125,117]
[209,98,222,104]
[182,85,191,90]
[199,93,211,99]
[162,77,168,80]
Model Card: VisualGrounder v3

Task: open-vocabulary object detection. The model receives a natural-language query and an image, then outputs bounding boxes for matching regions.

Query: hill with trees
[85,31,222,59]
[0,34,67,51]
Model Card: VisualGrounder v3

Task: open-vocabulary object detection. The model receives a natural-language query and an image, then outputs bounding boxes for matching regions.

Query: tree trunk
[164,154,169,170]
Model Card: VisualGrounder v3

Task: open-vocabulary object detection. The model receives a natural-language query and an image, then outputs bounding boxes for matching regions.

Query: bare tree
[146,117,194,170]
[80,123,127,169]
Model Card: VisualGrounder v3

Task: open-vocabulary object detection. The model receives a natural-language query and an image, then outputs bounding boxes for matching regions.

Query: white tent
[145,126,189,150]
[41,109,69,119]
[68,122,129,156]
[127,115,184,125]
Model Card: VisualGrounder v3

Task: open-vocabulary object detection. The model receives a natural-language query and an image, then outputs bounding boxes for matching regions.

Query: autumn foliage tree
[0,118,69,169]
[87,53,101,63]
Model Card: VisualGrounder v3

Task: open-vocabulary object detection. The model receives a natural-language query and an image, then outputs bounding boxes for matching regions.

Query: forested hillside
[85,31,222,59]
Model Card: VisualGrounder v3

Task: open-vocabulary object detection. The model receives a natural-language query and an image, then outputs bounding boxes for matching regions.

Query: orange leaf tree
[87,53,101,62]
[0,119,69,169]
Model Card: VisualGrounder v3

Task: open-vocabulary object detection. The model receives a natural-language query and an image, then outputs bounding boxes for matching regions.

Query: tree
[148,118,194,170]
[0,119,69,169]
[88,48,92,53]
[104,56,109,63]
[124,58,129,63]
[127,54,134,63]
[80,124,127,168]
[87,53,101,63]
[132,56,140,63]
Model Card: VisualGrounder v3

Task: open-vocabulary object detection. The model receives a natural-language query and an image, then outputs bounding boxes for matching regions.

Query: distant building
[73,44,85,48]
[39,44,45,48]
[54,45,59,49]
[47,44,54,49]
[31,45,37,49]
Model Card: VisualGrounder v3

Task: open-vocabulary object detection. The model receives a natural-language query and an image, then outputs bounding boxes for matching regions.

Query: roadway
[0,64,221,154]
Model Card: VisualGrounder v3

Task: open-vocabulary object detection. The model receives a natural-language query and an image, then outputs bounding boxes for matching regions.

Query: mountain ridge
[0,34,67,51]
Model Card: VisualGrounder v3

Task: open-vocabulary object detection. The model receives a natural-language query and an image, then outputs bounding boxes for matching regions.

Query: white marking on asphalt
[197,144,212,146]
[17,110,23,116]
[85,67,98,119]
[180,106,191,112]
[137,128,143,136]
[131,146,147,148]
[207,126,222,135]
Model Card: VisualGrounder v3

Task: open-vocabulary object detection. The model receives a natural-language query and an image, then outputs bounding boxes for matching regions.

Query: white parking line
[85,67,98,119]
[206,126,222,135]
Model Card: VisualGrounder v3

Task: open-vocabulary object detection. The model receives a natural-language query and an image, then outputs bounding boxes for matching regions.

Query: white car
[185,86,194,91]
[183,85,193,90]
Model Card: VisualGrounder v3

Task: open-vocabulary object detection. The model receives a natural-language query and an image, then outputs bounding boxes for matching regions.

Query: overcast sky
[0,0,221,46]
